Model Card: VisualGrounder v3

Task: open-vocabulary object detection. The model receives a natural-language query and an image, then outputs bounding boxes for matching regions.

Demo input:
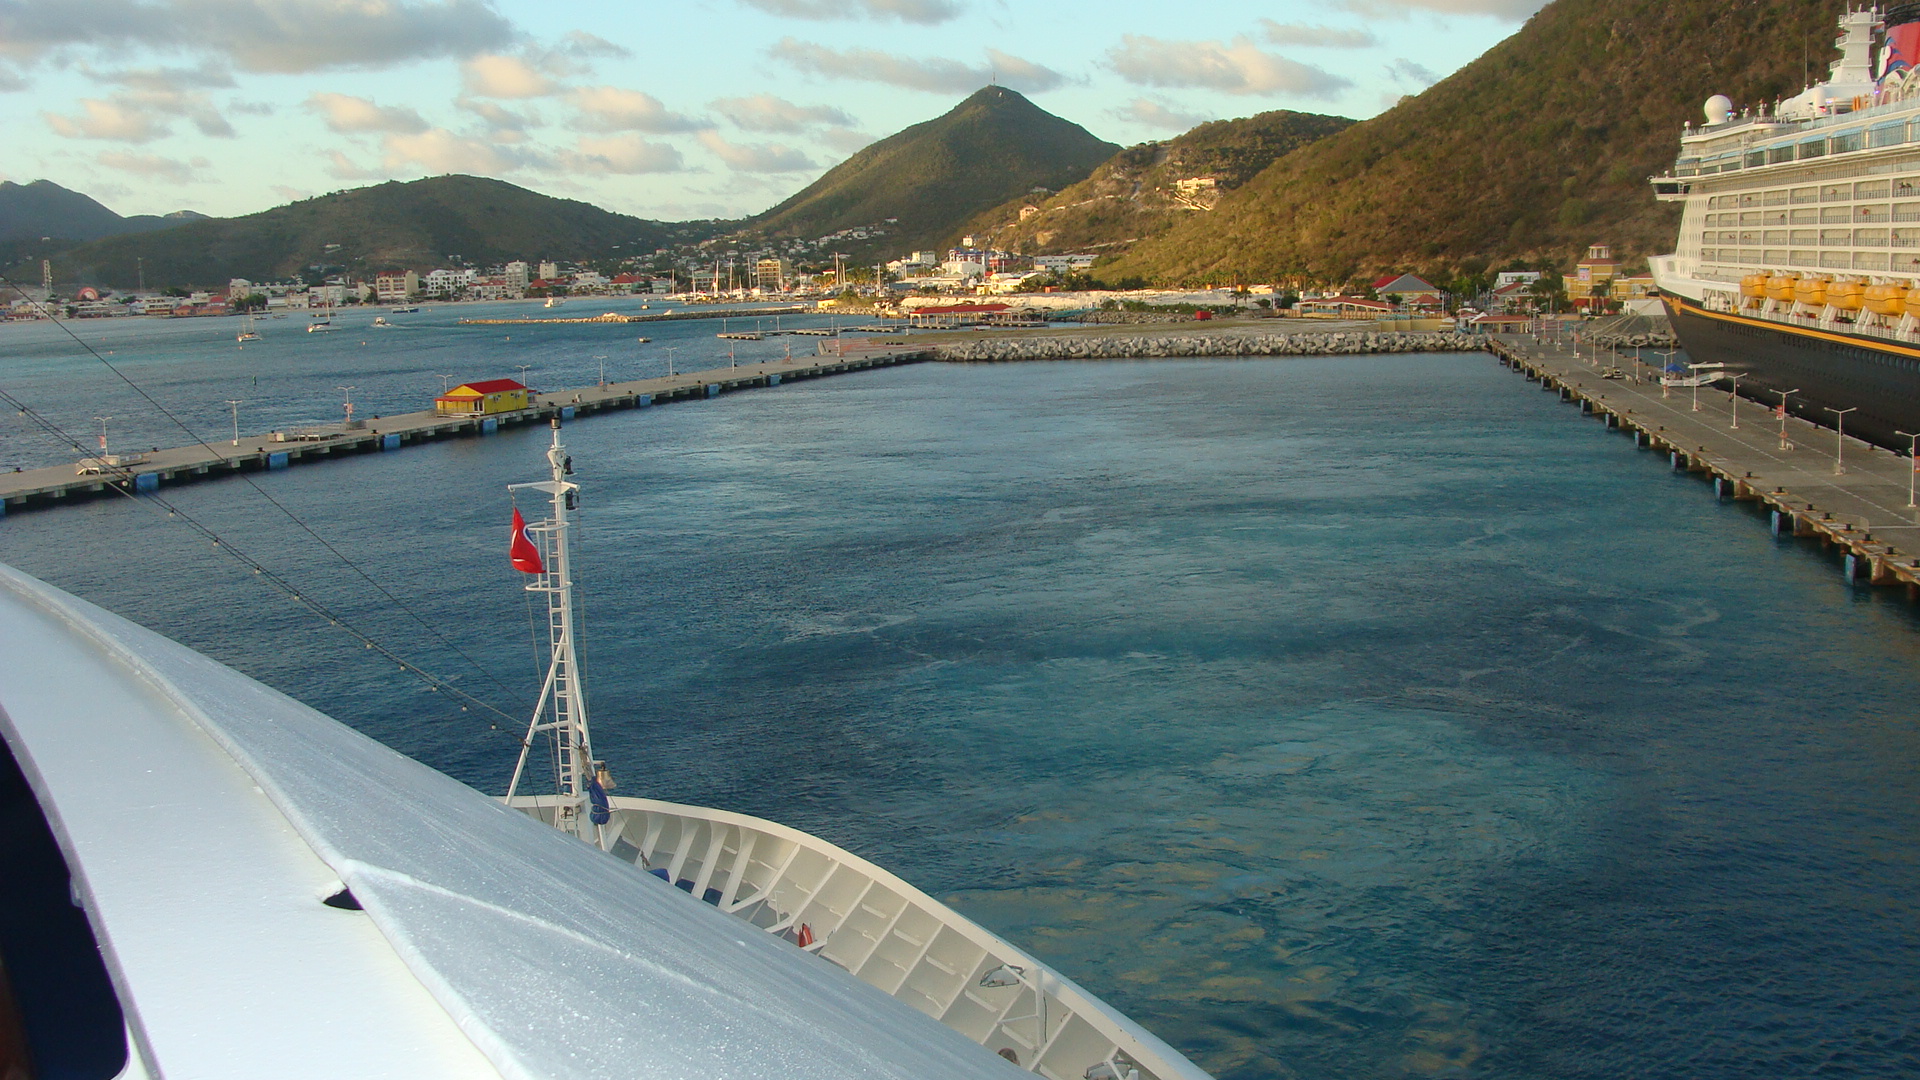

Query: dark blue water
[1,342,1916,1080]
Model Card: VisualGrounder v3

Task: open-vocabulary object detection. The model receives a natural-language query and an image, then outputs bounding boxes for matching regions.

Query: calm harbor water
[0,326,1917,1079]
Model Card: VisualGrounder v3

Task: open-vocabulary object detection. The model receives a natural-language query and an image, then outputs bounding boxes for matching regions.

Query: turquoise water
[1,336,1917,1078]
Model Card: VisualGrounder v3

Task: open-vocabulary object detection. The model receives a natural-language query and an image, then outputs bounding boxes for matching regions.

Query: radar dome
[1704,95,1734,124]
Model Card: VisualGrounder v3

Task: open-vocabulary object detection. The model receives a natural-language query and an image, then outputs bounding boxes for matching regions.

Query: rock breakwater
[932,331,1482,362]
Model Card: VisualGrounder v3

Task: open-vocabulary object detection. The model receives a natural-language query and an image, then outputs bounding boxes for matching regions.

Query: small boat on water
[306,321,334,333]
[236,310,260,343]
[390,305,420,314]
[544,297,565,308]
[372,317,391,327]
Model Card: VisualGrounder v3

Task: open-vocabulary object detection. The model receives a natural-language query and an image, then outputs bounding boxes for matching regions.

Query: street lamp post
[1826,406,1859,474]
[1900,430,1920,509]
[436,373,458,395]
[225,400,243,446]
[92,416,111,458]
[594,355,608,387]
[1771,388,1799,450]
[335,386,356,427]
[664,346,678,377]
[1726,373,1745,429]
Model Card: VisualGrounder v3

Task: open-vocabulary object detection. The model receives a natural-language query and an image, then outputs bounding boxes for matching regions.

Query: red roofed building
[435,379,530,415]
[1372,274,1444,308]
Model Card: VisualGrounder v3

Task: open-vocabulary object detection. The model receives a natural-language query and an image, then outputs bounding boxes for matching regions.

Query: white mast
[505,420,605,844]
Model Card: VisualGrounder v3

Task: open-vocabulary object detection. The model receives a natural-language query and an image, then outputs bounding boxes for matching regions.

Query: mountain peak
[748,89,1119,254]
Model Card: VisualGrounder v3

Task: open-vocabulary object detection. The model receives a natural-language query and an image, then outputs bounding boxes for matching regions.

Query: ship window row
[1705,205,1909,226]
[1703,227,1920,245]
[1675,121,1917,177]
[1698,248,1920,272]
[1707,180,1915,210]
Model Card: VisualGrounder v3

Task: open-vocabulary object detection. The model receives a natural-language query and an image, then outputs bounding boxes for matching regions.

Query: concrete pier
[1489,334,1920,595]
[0,348,930,514]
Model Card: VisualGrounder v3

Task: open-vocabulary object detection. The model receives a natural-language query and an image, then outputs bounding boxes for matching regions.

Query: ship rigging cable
[0,276,526,735]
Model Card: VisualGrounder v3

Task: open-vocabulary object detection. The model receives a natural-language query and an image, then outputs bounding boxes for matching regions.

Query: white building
[504,262,530,293]
[1034,255,1098,274]
[424,268,475,296]
[538,261,559,281]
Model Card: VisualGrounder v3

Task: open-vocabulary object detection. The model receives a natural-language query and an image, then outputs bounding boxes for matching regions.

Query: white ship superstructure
[1649,4,1920,450]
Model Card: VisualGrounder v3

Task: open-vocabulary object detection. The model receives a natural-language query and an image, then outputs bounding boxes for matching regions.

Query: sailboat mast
[505,420,598,842]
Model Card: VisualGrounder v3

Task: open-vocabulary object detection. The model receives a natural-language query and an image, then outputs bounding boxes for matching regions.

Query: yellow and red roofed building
[435,379,530,416]
[1571,244,1625,311]
[1371,274,1444,308]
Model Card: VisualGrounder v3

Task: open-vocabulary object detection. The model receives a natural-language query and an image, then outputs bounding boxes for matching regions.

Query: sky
[0,0,1548,223]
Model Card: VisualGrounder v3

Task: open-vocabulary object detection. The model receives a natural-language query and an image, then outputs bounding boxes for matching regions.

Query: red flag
[509,507,544,574]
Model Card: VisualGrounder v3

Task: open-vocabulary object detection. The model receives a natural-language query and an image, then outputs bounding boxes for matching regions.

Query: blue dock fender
[705,383,721,398]
[268,452,290,470]
[1713,477,1726,500]
[1670,451,1682,471]
[637,394,653,407]
[380,433,401,451]
[134,473,159,492]
[482,417,498,434]
[561,406,575,420]
[1771,509,1784,535]
[1845,553,1863,581]
[768,373,781,386]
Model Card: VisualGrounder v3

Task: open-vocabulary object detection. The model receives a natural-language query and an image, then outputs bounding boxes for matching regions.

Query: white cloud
[1107,35,1350,98]
[1259,21,1378,48]
[697,130,816,173]
[1112,98,1211,131]
[91,61,235,92]
[461,53,558,98]
[1387,58,1441,86]
[0,0,520,73]
[325,148,383,179]
[712,93,852,133]
[306,92,429,134]
[44,98,166,141]
[817,126,874,153]
[769,38,1064,94]
[568,85,704,133]
[381,127,538,173]
[564,134,685,174]
[457,96,536,133]
[736,0,961,24]
[556,30,630,59]
[1338,0,1545,17]
[97,150,208,182]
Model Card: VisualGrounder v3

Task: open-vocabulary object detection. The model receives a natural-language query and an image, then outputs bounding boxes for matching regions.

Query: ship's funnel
[1883,3,1920,81]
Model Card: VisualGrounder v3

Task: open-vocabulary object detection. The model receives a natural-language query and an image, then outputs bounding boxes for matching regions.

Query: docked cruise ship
[1650,5,1920,450]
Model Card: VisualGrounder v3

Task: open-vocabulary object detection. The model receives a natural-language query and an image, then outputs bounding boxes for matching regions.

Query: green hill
[745,86,1121,255]
[1100,0,1851,287]
[39,175,712,290]
[959,110,1354,259]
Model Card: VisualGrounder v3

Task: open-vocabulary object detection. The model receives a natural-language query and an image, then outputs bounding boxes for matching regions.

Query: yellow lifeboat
[1827,279,1865,311]
[1766,273,1799,301]
[1866,283,1910,316]
[1793,276,1829,307]
[1740,273,1769,299]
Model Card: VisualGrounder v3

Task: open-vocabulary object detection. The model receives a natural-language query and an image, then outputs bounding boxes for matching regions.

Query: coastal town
[9,241,1661,328]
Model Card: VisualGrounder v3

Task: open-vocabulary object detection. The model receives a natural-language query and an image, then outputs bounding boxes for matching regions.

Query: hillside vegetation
[41,176,711,289]
[961,110,1354,258]
[1102,0,1852,286]
[745,86,1120,256]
